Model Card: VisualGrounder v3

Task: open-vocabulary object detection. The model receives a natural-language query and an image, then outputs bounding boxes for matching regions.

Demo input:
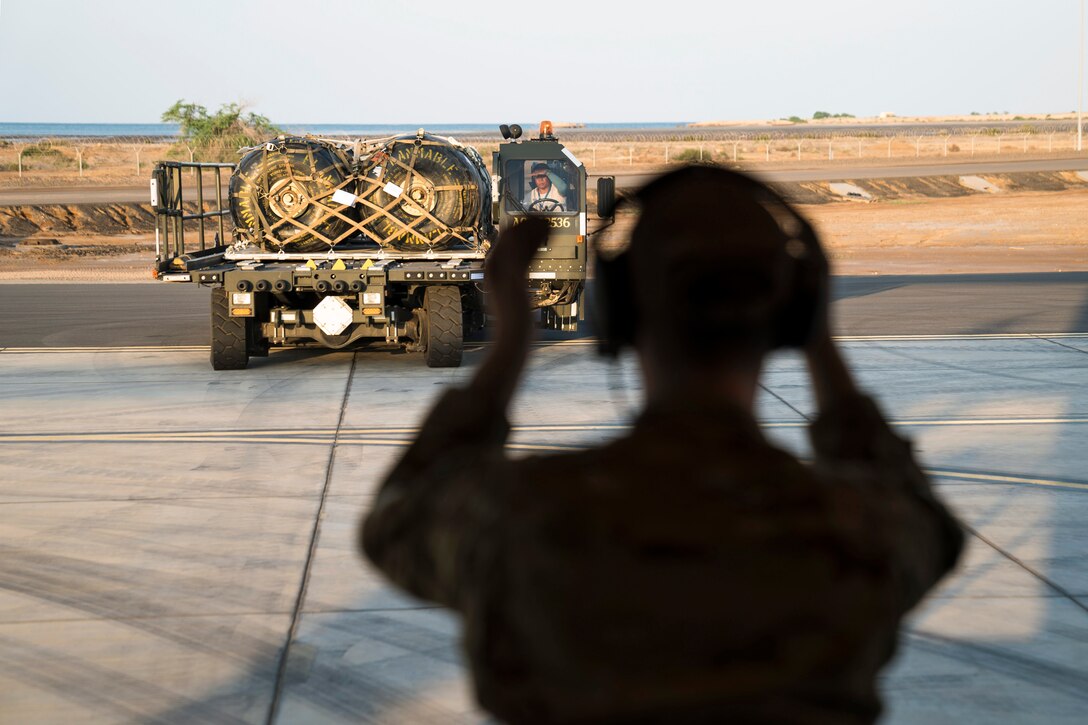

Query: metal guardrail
[152,161,234,263]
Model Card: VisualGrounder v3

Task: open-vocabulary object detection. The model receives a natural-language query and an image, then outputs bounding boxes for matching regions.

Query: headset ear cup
[594,252,637,357]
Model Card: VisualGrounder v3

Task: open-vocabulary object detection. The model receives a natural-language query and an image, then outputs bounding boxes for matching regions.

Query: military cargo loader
[152,121,615,370]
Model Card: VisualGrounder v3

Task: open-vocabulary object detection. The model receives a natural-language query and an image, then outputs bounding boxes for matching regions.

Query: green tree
[162,100,280,161]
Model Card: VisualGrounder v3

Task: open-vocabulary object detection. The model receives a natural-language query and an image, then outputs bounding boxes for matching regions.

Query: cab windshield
[505,158,579,214]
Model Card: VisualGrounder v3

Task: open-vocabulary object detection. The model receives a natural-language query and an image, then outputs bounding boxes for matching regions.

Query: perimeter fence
[2,125,1086,187]
[472,129,1088,169]
[0,136,176,185]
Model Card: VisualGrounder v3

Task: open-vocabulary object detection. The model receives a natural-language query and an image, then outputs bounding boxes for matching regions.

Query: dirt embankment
[3,172,1087,239]
[1,172,1087,280]
[0,202,155,238]
[772,170,1088,204]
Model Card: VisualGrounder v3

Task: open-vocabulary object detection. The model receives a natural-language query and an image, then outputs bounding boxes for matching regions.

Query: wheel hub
[267,179,310,219]
[400,180,437,217]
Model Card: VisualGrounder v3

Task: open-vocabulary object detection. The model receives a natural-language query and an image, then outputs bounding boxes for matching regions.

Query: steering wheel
[529,198,565,212]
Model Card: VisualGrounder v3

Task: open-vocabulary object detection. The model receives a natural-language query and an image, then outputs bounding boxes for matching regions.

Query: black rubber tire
[210,288,249,370]
[230,137,356,253]
[423,285,463,368]
[360,134,490,252]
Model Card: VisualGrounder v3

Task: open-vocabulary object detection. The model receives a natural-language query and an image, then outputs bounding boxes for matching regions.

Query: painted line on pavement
[2,332,1087,355]
[2,415,1087,445]
[930,469,1088,492]
[842,332,1088,342]
[4,423,1088,491]
[3,415,1088,445]
[527,333,1088,347]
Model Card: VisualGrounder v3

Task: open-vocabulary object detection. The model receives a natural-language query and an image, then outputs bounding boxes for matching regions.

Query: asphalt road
[1,274,1085,348]
[607,158,1088,191]
[3,158,1087,207]
[0,185,171,206]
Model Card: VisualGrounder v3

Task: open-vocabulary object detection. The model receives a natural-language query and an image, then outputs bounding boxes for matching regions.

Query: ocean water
[0,123,184,138]
[0,121,689,139]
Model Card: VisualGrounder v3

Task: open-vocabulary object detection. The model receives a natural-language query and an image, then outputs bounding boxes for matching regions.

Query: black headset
[593,165,823,357]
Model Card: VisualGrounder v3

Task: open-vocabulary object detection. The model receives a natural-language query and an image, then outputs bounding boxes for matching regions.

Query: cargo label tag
[331,189,358,206]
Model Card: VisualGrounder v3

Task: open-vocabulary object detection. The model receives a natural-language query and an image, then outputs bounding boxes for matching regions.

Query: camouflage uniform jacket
[361,388,964,724]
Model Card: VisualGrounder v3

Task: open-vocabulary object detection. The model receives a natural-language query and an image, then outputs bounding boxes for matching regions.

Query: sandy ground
[592,189,1088,276]
[802,189,1088,274]
[1,189,1086,281]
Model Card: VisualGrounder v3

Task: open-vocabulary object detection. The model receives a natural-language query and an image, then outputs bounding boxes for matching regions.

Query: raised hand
[466,217,551,411]
[484,217,550,342]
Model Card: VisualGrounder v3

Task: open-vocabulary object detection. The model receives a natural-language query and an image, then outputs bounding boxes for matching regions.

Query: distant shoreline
[0,121,688,139]
[690,112,1083,128]
[2,112,1081,135]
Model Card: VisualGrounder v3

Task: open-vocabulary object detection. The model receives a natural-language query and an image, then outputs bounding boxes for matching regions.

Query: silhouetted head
[621,165,818,368]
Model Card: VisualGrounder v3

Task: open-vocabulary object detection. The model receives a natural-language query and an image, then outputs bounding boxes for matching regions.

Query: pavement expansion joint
[963,524,1088,617]
[1034,336,1088,355]
[267,351,358,724]
[758,383,811,422]
[300,606,445,616]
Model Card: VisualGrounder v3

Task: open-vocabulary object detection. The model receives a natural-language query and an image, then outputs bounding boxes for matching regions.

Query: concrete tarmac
[1,285,1087,722]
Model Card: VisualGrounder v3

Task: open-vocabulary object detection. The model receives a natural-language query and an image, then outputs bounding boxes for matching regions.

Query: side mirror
[596,176,616,218]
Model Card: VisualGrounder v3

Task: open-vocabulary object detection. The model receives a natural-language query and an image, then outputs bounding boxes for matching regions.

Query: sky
[0,0,1084,124]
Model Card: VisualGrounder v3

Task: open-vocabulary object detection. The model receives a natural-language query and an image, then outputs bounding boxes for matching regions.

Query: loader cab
[493,120,597,331]
[494,120,586,234]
